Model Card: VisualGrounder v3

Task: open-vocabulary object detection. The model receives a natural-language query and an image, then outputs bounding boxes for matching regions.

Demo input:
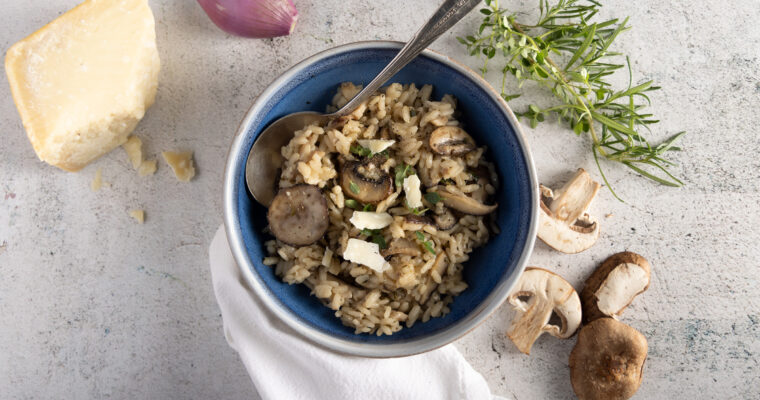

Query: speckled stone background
[1,0,758,399]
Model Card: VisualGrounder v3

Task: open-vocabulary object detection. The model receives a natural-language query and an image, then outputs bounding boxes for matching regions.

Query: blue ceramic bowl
[224,41,538,357]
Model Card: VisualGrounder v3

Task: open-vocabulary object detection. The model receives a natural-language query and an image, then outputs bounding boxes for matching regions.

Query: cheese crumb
[357,139,395,154]
[138,159,157,176]
[162,151,195,182]
[91,168,103,191]
[349,211,393,230]
[123,136,143,169]
[129,209,145,224]
[403,175,423,208]
[124,135,157,176]
[343,238,390,273]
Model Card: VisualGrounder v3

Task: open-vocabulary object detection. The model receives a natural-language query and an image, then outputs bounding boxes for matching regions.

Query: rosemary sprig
[458,0,685,198]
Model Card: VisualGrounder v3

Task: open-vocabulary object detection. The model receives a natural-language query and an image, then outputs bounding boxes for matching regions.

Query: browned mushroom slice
[433,209,457,230]
[340,160,393,204]
[435,188,497,215]
[381,238,422,259]
[267,184,329,246]
[429,126,476,156]
[403,214,435,230]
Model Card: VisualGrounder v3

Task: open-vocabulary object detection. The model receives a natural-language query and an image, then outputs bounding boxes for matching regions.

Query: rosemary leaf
[458,0,685,197]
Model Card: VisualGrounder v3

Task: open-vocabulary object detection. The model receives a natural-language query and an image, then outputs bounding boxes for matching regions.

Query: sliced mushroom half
[433,209,457,230]
[581,252,651,324]
[429,126,476,156]
[267,184,329,246]
[381,238,422,259]
[402,214,435,230]
[340,160,393,204]
[435,188,497,216]
[506,267,582,354]
[538,168,601,254]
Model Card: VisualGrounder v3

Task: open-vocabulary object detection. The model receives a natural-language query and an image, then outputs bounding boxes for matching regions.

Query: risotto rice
[263,82,499,336]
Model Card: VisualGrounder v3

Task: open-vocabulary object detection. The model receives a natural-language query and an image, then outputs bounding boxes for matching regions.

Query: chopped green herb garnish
[394,163,416,188]
[362,203,375,212]
[349,181,360,194]
[404,200,428,216]
[439,178,455,186]
[424,192,441,205]
[344,199,360,210]
[414,231,436,255]
[371,235,387,249]
[410,207,429,216]
[350,144,372,158]
[361,228,376,237]
[361,228,387,249]
[422,241,436,255]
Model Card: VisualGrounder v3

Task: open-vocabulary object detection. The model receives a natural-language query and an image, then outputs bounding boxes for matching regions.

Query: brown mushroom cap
[340,160,393,204]
[569,318,648,400]
[267,184,329,246]
[429,126,476,156]
[581,252,651,324]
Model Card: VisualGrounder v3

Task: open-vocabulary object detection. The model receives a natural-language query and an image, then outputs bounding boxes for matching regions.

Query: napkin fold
[209,226,504,400]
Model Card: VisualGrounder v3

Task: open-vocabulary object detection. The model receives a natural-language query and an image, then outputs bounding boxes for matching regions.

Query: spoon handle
[334,0,482,117]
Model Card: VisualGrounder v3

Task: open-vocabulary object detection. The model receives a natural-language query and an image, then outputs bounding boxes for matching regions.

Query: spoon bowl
[245,111,327,206]
[244,0,482,206]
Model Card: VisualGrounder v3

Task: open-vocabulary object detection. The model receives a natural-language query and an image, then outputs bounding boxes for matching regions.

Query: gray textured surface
[1,0,758,399]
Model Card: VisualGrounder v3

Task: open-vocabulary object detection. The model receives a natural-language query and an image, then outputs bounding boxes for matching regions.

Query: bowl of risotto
[224,41,538,357]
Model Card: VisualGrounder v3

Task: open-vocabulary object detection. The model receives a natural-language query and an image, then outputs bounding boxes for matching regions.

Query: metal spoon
[246,0,481,206]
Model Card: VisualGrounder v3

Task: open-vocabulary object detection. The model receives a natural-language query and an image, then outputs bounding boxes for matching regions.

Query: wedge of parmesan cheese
[343,238,390,273]
[357,139,395,154]
[4,0,160,172]
[162,151,195,182]
[349,211,393,230]
[403,175,423,208]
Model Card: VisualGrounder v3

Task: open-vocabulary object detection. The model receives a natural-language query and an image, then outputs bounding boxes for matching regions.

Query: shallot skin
[197,0,298,38]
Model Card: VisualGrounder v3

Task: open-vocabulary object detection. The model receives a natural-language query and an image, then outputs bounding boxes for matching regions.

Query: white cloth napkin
[209,226,505,400]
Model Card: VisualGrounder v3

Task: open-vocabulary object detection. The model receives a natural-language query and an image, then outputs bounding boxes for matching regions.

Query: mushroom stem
[506,267,582,354]
[549,168,600,222]
[507,294,556,354]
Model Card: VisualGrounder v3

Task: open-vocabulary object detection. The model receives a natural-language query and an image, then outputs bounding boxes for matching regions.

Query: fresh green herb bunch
[458,0,685,198]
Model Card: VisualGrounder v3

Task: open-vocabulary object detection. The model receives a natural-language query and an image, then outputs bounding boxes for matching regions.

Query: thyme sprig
[458,0,685,198]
